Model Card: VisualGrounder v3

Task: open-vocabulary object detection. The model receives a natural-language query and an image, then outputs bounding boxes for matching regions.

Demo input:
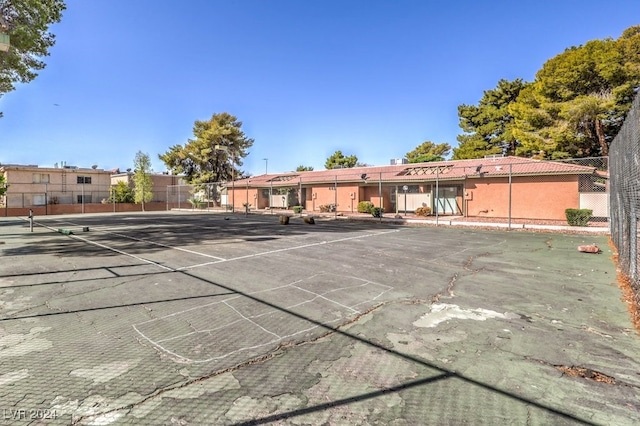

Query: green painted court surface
[0,211,638,425]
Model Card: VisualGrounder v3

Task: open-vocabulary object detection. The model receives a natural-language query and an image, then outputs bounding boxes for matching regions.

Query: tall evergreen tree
[511,26,640,159]
[325,150,358,169]
[405,141,451,163]
[454,79,528,159]
[159,112,254,185]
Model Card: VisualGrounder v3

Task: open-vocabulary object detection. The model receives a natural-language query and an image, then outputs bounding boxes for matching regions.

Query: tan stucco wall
[464,175,580,220]
[3,167,112,207]
[5,167,111,192]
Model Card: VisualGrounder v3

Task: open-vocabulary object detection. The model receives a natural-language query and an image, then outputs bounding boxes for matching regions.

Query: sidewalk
[252,208,610,234]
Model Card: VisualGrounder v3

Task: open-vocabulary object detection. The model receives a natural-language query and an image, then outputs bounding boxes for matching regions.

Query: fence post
[435,167,439,226]
[379,172,382,222]
[508,163,512,230]
[334,175,338,220]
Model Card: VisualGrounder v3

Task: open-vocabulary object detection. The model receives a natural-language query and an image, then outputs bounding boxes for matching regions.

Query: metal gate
[435,186,459,215]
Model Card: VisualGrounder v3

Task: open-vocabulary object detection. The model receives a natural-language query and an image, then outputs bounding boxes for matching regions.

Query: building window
[77,195,92,204]
[77,176,92,184]
[32,173,50,183]
[399,185,421,193]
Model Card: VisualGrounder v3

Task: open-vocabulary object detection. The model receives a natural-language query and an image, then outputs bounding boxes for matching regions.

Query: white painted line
[34,221,175,271]
[155,318,245,343]
[58,221,227,261]
[134,317,346,364]
[179,229,401,271]
[71,234,176,271]
[291,285,360,314]
[224,301,282,339]
[133,272,396,363]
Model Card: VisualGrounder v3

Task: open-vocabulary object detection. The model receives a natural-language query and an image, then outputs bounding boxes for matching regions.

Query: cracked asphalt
[0,211,638,425]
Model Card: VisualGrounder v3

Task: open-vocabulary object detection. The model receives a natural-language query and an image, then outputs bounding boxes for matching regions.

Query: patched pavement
[0,212,638,425]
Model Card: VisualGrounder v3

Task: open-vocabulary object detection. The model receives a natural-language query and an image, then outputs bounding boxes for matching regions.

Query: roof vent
[484,154,504,160]
[390,158,408,165]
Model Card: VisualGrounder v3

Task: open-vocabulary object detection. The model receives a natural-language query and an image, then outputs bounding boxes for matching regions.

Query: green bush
[415,206,431,217]
[565,208,592,226]
[188,197,203,209]
[371,207,384,218]
[293,205,303,214]
[357,201,375,213]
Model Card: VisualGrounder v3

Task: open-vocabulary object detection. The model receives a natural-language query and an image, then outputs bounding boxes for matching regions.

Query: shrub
[188,197,203,209]
[319,204,336,213]
[371,207,384,218]
[293,205,303,214]
[565,208,592,226]
[415,206,431,217]
[357,201,375,213]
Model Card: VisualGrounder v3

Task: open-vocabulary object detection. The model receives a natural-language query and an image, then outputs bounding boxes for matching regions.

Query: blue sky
[1,0,638,176]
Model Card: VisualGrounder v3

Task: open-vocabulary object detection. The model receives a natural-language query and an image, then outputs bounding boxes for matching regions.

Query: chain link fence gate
[609,93,640,307]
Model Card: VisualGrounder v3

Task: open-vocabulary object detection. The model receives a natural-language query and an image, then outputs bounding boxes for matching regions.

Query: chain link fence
[165,183,230,211]
[164,158,608,227]
[3,183,175,215]
[4,159,610,228]
[609,93,640,303]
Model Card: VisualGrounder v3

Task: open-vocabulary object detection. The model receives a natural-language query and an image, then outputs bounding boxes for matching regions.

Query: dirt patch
[609,238,640,333]
[555,365,616,384]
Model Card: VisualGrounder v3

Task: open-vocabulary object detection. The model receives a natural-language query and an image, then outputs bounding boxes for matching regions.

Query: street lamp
[402,185,408,215]
[215,145,234,213]
[263,158,268,175]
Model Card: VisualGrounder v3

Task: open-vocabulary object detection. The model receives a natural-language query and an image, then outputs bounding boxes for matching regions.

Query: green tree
[0,0,66,114]
[296,165,314,171]
[325,150,358,169]
[454,79,528,160]
[0,171,7,197]
[405,141,451,163]
[511,26,640,159]
[159,112,254,186]
[109,181,134,203]
[133,151,153,211]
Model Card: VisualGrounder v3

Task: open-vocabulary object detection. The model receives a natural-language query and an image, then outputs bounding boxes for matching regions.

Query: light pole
[82,180,85,214]
[263,158,268,175]
[215,145,234,213]
[402,185,408,216]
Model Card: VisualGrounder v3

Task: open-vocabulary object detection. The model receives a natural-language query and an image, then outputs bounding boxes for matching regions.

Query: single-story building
[226,156,608,221]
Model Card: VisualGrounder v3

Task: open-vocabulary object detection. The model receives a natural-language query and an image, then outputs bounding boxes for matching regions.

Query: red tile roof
[235,156,598,187]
